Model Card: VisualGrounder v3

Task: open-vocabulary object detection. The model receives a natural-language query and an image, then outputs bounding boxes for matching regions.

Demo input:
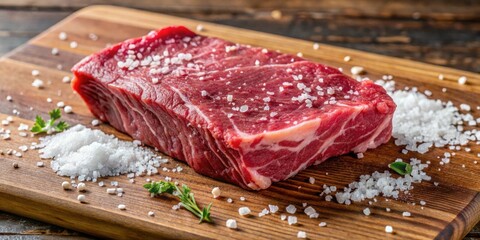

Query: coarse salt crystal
[286,204,297,214]
[32,79,44,88]
[64,106,73,114]
[196,25,204,32]
[363,208,371,216]
[6,96,12,102]
[385,225,393,233]
[70,41,78,49]
[402,211,411,217]
[118,204,126,210]
[31,70,40,76]
[211,187,221,198]
[91,119,100,126]
[239,105,249,113]
[238,207,251,216]
[288,216,298,225]
[343,56,351,62]
[309,177,315,184]
[58,32,68,40]
[319,222,327,227]
[313,43,319,50]
[77,194,86,203]
[268,204,279,213]
[148,211,155,217]
[297,231,306,238]
[458,76,467,85]
[51,48,59,55]
[77,182,86,192]
[350,66,365,75]
[226,219,237,229]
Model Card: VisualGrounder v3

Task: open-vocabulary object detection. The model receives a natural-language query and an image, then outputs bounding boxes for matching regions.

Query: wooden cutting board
[1,5,479,240]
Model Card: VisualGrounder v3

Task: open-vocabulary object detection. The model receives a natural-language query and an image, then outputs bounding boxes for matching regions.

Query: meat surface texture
[72,26,396,190]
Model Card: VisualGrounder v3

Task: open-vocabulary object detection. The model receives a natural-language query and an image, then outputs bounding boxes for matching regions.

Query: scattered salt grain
[286,204,297,214]
[56,101,65,108]
[88,33,98,41]
[107,188,116,194]
[118,204,126,210]
[227,198,233,203]
[308,177,315,184]
[363,208,371,216]
[343,56,351,62]
[62,76,71,83]
[357,153,364,159]
[62,181,71,190]
[77,194,86,203]
[196,25,204,32]
[51,48,59,55]
[280,214,287,221]
[297,231,306,239]
[18,145,28,152]
[77,182,86,192]
[226,219,237,229]
[268,204,279,213]
[36,162,44,167]
[148,211,155,217]
[32,79,44,88]
[91,119,100,126]
[58,32,68,40]
[211,187,221,198]
[6,96,12,102]
[288,216,298,225]
[31,70,40,76]
[238,207,251,216]
[64,106,73,114]
[402,211,411,217]
[70,41,78,49]
[38,125,164,182]
[319,222,327,227]
[385,225,393,233]
[458,76,467,85]
[313,43,320,50]
[350,66,365,75]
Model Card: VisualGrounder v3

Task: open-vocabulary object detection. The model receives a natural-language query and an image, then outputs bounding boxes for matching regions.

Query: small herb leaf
[144,181,212,223]
[31,109,69,134]
[389,161,413,175]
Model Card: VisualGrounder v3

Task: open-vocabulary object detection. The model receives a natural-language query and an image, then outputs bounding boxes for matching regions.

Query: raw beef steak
[72,26,396,190]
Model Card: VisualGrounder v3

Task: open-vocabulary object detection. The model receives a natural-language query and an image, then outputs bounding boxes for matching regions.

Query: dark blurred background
[0,0,479,72]
[0,0,479,239]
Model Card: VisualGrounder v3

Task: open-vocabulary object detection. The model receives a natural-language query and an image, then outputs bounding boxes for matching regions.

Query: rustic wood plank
[0,5,480,239]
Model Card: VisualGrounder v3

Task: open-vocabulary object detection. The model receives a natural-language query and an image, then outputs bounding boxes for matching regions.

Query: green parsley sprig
[31,109,69,134]
[388,161,413,175]
[144,181,212,223]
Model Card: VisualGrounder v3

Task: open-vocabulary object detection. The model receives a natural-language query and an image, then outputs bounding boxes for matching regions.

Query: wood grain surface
[0,5,480,239]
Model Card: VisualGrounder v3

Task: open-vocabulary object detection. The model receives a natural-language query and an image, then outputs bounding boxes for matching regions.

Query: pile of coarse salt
[376,80,480,154]
[333,158,431,204]
[38,124,167,182]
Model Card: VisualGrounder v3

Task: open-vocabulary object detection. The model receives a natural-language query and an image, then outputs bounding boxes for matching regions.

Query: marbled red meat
[72,26,396,190]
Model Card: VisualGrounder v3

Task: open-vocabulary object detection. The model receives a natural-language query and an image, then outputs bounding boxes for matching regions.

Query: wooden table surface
[0,1,478,239]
